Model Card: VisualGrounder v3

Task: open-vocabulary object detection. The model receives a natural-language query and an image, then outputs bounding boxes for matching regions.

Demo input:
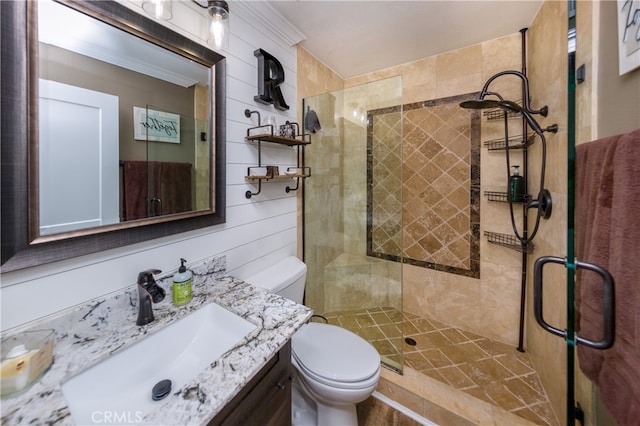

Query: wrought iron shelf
[245,166,312,181]
[246,133,311,146]
[484,191,530,203]
[483,134,536,151]
[243,109,311,199]
[484,231,534,254]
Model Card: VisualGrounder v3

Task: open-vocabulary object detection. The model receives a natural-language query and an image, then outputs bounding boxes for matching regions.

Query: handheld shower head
[497,100,543,134]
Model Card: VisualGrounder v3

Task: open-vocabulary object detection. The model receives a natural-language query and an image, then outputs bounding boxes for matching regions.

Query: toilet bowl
[244,257,381,426]
[291,322,380,425]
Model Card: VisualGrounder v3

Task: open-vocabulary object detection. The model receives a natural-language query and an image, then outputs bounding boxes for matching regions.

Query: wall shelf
[243,109,311,199]
[246,133,311,146]
[245,167,311,181]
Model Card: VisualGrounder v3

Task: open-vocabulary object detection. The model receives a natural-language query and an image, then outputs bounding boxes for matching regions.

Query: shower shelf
[483,134,536,151]
[484,231,534,254]
[484,191,531,203]
[483,99,524,121]
[483,108,521,121]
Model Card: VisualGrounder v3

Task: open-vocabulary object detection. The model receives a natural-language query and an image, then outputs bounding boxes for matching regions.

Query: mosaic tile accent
[367,94,481,278]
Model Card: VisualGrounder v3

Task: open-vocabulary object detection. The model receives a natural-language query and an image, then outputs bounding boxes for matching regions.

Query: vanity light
[142,0,173,21]
[192,0,230,50]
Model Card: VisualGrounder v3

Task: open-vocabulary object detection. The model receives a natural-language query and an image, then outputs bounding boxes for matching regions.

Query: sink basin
[61,303,256,425]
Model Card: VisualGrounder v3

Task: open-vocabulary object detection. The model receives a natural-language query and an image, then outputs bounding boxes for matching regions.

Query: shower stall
[302,70,560,424]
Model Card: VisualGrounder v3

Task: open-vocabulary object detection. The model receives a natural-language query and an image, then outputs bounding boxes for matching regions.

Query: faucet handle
[137,269,162,285]
[137,269,165,303]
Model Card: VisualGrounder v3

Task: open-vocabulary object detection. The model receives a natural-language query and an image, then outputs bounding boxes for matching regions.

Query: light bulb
[210,17,225,49]
[142,0,172,20]
[207,3,229,50]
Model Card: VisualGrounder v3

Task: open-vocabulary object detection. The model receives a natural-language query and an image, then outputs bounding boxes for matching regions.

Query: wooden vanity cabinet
[209,341,293,426]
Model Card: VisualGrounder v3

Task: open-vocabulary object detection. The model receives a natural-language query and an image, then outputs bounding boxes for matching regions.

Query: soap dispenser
[509,165,525,202]
[172,258,193,306]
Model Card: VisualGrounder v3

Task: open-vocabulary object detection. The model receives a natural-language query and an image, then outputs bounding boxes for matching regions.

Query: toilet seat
[292,323,380,389]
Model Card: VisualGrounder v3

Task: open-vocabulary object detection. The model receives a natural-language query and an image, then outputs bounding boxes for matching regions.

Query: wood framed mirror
[1,0,226,272]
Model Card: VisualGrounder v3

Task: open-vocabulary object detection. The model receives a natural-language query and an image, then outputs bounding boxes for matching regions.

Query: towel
[155,162,192,216]
[122,161,149,221]
[304,108,321,133]
[575,127,640,425]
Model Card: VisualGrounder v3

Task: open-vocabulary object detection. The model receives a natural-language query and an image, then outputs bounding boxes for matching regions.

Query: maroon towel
[155,162,192,216]
[575,127,640,425]
[122,161,149,221]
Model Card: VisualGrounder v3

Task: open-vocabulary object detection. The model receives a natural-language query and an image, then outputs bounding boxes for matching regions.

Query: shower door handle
[533,256,615,350]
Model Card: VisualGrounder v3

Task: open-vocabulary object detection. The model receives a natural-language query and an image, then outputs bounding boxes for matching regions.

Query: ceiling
[266,1,543,79]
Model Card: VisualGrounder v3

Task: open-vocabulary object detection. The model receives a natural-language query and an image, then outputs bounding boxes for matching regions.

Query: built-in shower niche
[367,93,481,279]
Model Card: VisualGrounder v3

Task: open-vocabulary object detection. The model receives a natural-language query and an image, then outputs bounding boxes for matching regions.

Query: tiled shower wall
[367,95,481,278]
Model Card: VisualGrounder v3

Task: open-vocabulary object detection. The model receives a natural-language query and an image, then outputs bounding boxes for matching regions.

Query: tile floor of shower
[322,307,558,426]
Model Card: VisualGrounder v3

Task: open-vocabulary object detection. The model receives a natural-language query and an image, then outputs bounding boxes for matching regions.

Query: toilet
[244,256,381,426]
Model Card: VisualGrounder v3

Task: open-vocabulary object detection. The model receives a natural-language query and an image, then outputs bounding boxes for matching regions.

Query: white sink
[61,303,256,425]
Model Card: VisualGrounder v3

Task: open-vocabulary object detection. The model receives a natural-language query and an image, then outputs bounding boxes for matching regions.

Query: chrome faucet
[136,269,165,326]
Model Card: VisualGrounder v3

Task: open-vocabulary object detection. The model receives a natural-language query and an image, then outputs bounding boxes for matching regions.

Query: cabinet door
[210,342,292,426]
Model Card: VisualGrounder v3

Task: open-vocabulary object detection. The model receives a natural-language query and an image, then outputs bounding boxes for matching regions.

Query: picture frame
[133,106,181,143]
[618,0,640,75]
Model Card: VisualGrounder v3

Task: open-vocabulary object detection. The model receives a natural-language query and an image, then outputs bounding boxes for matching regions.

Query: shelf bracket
[246,179,263,199]
[244,109,261,125]
[285,177,300,193]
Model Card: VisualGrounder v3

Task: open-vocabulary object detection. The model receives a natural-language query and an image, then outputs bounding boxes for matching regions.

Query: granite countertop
[1,257,313,425]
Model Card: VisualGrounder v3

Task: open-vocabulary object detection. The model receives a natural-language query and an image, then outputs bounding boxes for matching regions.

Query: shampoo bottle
[509,165,525,202]
[172,258,193,306]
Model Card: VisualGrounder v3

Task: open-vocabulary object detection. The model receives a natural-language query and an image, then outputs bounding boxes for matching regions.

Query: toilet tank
[244,256,307,304]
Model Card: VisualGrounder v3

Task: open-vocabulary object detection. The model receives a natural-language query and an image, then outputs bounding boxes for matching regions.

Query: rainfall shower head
[458,70,548,117]
[459,99,502,110]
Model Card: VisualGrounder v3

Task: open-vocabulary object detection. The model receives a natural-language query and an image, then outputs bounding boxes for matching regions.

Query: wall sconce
[192,0,230,50]
[142,0,173,21]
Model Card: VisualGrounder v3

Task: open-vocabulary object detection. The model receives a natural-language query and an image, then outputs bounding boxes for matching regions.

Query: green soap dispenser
[172,258,193,306]
[509,165,525,202]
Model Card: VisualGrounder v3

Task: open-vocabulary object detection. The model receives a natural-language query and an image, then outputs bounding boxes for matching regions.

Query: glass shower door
[303,76,404,372]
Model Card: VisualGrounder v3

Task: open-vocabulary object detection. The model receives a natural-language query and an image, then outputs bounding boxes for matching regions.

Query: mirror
[1,0,226,272]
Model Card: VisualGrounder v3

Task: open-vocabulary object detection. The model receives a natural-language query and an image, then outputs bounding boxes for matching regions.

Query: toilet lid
[292,323,380,383]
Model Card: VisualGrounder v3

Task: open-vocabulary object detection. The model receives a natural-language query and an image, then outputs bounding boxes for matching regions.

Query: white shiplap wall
[0,1,303,331]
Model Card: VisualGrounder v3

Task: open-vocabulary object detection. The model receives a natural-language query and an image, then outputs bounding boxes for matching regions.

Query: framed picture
[133,106,181,143]
[618,0,640,75]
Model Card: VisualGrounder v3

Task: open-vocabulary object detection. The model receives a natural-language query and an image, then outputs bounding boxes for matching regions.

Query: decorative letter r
[254,49,290,111]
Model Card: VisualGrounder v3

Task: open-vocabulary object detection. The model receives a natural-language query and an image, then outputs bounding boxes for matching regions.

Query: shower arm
[477,70,548,117]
